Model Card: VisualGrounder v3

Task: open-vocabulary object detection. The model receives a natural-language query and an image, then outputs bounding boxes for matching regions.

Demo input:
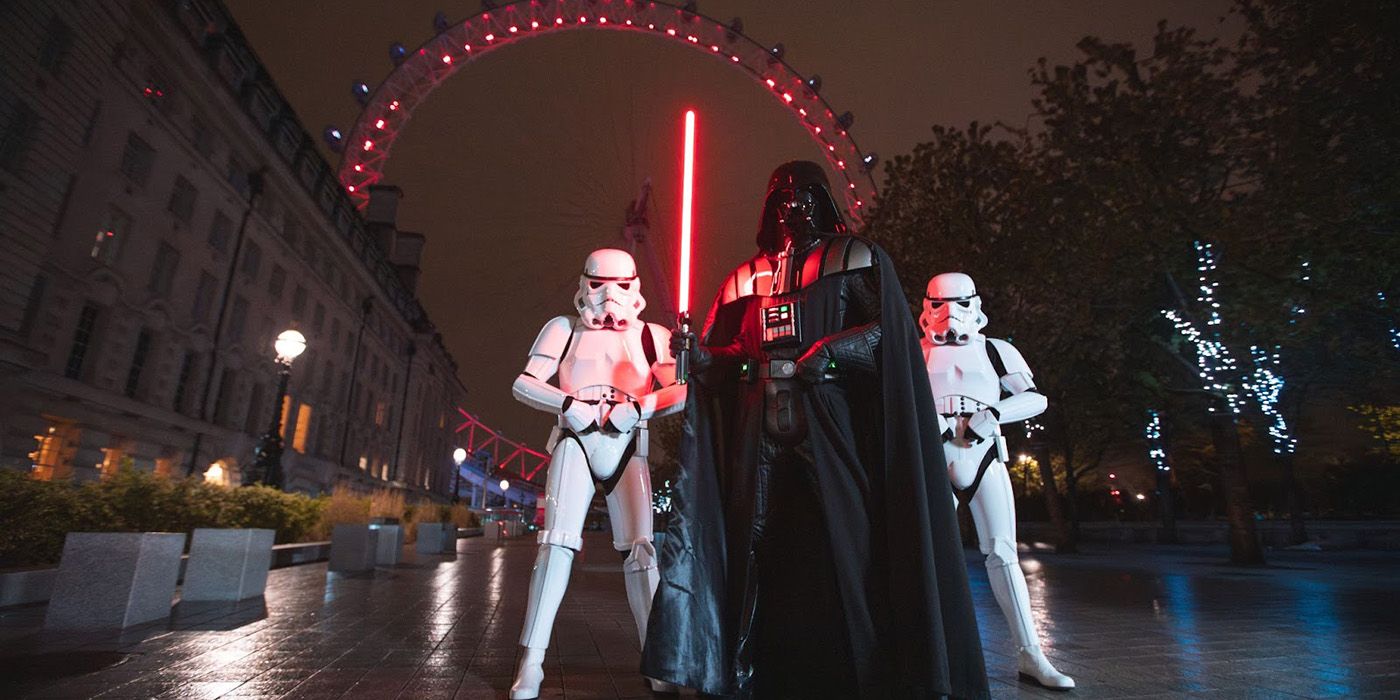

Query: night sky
[225,0,1233,447]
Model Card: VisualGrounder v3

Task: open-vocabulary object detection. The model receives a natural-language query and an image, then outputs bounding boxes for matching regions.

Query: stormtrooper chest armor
[924,339,1002,415]
[557,325,652,401]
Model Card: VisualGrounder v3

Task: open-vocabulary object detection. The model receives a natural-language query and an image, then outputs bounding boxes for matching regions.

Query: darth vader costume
[641,161,989,699]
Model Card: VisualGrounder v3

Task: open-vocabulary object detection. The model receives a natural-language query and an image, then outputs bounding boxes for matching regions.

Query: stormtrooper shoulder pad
[986,337,1033,378]
[529,316,577,359]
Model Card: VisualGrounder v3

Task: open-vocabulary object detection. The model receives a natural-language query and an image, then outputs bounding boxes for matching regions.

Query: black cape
[641,243,990,699]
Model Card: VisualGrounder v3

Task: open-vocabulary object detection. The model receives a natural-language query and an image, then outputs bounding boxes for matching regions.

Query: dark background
[225,0,1235,444]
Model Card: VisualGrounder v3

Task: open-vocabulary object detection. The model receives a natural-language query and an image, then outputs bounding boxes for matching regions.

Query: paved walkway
[1,531,1398,699]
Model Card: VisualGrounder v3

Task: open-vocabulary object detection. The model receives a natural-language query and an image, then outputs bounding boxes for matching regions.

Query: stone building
[0,0,468,498]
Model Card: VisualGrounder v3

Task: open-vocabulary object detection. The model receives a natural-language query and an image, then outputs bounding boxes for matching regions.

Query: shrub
[0,469,326,568]
[311,487,371,540]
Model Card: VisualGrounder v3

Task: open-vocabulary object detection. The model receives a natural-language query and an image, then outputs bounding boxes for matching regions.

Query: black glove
[669,328,713,372]
[794,321,881,383]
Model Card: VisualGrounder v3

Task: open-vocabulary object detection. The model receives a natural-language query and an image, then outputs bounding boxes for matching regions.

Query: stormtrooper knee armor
[921,272,1075,691]
[508,249,686,699]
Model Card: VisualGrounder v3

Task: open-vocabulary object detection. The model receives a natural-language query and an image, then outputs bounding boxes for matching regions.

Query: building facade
[0,0,468,498]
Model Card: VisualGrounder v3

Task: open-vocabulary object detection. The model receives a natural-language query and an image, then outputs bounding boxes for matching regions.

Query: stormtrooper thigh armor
[922,272,1074,691]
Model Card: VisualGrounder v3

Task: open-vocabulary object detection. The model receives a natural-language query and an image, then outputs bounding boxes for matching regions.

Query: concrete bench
[415,522,457,554]
[182,528,275,602]
[329,524,379,573]
[45,532,185,630]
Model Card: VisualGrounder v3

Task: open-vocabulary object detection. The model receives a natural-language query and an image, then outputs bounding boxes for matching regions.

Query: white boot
[510,646,547,699]
[512,544,576,699]
[985,540,1075,690]
[623,540,678,694]
[1018,645,1075,690]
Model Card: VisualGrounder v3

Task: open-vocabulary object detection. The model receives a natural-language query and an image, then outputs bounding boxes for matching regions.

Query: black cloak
[641,241,990,699]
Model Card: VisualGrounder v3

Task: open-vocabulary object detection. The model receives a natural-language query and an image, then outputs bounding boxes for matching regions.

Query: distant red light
[509,25,518,33]
[363,140,374,151]
[441,55,452,64]
[531,21,539,29]
[354,164,364,172]
[782,92,793,103]
[389,100,400,111]
[485,33,495,41]
[375,119,385,129]
[666,28,676,36]
[765,79,775,87]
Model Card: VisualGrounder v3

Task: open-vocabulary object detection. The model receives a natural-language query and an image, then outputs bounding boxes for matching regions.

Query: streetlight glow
[452,447,467,465]
[499,478,510,492]
[274,329,307,363]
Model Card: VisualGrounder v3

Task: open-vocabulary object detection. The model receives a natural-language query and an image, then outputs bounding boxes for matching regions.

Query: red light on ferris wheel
[362,140,374,151]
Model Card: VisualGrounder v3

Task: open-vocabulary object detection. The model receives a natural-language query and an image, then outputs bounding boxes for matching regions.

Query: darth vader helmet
[755,160,847,256]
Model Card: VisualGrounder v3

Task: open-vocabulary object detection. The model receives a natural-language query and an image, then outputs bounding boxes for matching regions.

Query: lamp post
[249,329,307,489]
[452,447,466,504]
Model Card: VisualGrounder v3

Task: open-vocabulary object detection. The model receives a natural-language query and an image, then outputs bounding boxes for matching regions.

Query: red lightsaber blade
[676,109,696,383]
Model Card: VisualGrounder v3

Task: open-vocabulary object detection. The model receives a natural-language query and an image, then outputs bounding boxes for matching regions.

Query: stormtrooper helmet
[574,249,646,330]
[920,272,987,345]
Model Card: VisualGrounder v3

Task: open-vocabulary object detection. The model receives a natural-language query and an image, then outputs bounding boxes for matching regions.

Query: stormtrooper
[508,249,686,699]
[920,272,1075,690]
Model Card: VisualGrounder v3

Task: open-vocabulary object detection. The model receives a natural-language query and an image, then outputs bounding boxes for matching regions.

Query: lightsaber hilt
[675,311,691,385]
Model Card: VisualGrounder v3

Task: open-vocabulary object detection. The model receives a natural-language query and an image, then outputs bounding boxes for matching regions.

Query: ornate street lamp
[452,447,467,503]
[249,329,307,489]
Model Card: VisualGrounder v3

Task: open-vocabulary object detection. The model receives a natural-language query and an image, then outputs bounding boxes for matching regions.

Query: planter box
[45,532,185,630]
[329,525,379,573]
[415,523,457,554]
[370,524,403,566]
[182,529,275,602]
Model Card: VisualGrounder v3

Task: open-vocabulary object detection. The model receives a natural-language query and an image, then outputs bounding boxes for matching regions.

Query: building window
[148,242,180,297]
[29,424,72,482]
[173,350,196,413]
[192,271,217,325]
[20,274,47,338]
[227,296,249,342]
[313,303,325,334]
[208,211,232,254]
[191,115,215,158]
[91,207,131,264]
[291,285,307,319]
[213,369,237,426]
[268,264,286,299]
[240,240,261,279]
[244,383,265,434]
[281,217,300,248]
[0,99,37,173]
[226,155,250,197]
[125,328,152,398]
[65,303,100,379]
[80,101,103,146]
[119,132,155,185]
[292,403,313,453]
[38,16,75,73]
[168,176,198,223]
[374,400,388,427]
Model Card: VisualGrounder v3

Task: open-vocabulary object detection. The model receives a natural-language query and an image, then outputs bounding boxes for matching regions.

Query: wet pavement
[1,531,1398,699]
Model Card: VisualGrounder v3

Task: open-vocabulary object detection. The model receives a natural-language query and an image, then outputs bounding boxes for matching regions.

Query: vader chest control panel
[760,300,801,348]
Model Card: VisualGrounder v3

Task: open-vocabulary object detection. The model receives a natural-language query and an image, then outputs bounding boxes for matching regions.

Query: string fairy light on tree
[1242,346,1297,455]
[1161,241,1243,414]
[1144,409,1169,473]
